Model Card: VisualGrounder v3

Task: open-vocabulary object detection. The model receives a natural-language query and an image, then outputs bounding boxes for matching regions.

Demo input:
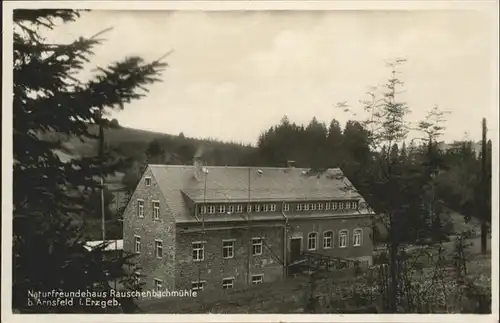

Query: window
[339,202,344,209]
[153,201,160,220]
[307,232,318,250]
[200,205,207,215]
[263,204,269,212]
[218,205,226,214]
[339,230,348,248]
[283,204,290,212]
[323,231,333,249]
[325,203,331,210]
[247,204,252,213]
[311,203,317,211]
[304,203,310,211]
[254,204,261,212]
[191,281,205,292]
[137,199,144,218]
[236,204,243,213]
[345,201,351,209]
[154,278,162,292]
[192,242,205,261]
[270,204,276,212]
[227,205,235,214]
[222,240,235,259]
[353,229,363,247]
[351,201,358,209]
[251,274,264,285]
[296,204,303,211]
[222,277,234,289]
[208,205,216,214]
[155,240,163,259]
[145,177,152,186]
[252,238,263,255]
[332,202,338,210]
[318,203,324,210]
[134,236,141,253]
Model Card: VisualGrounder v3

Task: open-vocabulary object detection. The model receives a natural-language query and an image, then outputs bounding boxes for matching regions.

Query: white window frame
[200,205,207,215]
[137,199,144,218]
[134,235,141,254]
[222,239,235,259]
[191,280,206,292]
[318,203,324,210]
[339,202,344,209]
[222,277,234,289]
[304,203,310,211]
[307,232,318,251]
[311,203,317,211]
[236,204,243,213]
[152,200,160,220]
[227,205,235,214]
[154,278,162,292]
[247,204,252,213]
[251,274,264,285]
[270,204,277,212]
[352,201,358,209]
[353,228,363,247]
[252,238,263,256]
[155,239,163,259]
[208,205,216,214]
[339,230,348,248]
[296,204,302,211]
[332,202,338,210]
[145,177,152,187]
[254,204,261,212]
[345,201,351,209]
[192,241,205,262]
[218,205,226,214]
[263,204,269,212]
[323,231,333,249]
[325,202,331,210]
[283,204,290,212]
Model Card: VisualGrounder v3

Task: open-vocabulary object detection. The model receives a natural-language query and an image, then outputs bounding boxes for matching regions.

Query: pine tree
[13,10,166,312]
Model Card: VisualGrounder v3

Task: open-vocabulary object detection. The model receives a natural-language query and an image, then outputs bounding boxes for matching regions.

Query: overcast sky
[47,9,497,145]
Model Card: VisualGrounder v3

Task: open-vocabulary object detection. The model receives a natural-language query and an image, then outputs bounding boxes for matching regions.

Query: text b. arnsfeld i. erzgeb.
[27,289,197,309]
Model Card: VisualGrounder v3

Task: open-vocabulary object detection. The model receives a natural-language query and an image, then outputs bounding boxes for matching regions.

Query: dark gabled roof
[149,164,370,223]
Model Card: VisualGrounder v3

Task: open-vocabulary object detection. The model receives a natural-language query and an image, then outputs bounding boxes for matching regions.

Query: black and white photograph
[2,0,498,321]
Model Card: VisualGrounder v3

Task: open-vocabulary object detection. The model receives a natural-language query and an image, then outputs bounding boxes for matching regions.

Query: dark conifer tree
[13,10,166,312]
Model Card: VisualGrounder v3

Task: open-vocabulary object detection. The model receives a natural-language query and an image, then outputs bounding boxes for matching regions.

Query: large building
[122,158,374,292]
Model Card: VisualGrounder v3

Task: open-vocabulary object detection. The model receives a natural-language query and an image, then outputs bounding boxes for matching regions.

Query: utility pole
[97,109,106,242]
[480,118,488,254]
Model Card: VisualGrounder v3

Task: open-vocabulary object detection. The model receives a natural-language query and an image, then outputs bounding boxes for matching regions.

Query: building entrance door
[289,238,302,263]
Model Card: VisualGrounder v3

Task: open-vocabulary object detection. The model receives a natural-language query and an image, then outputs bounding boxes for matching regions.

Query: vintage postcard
[2,1,499,322]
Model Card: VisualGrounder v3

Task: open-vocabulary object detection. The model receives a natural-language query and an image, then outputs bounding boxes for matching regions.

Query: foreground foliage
[13,9,165,312]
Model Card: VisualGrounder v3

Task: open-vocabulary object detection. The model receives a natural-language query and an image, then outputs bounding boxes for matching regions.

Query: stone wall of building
[122,166,177,291]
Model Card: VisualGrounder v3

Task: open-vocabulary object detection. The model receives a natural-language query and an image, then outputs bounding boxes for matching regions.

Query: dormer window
[247,205,252,213]
[263,204,269,212]
[145,177,152,187]
[236,205,243,213]
[297,204,303,211]
[318,203,324,210]
[325,203,331,210]
[218,205,226,214]
[270,204,276,212]
[199,205,207,215]
[254,205,261,212]
[304,204,310,211]
[208,205,216,214]
[311,203,317,211]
